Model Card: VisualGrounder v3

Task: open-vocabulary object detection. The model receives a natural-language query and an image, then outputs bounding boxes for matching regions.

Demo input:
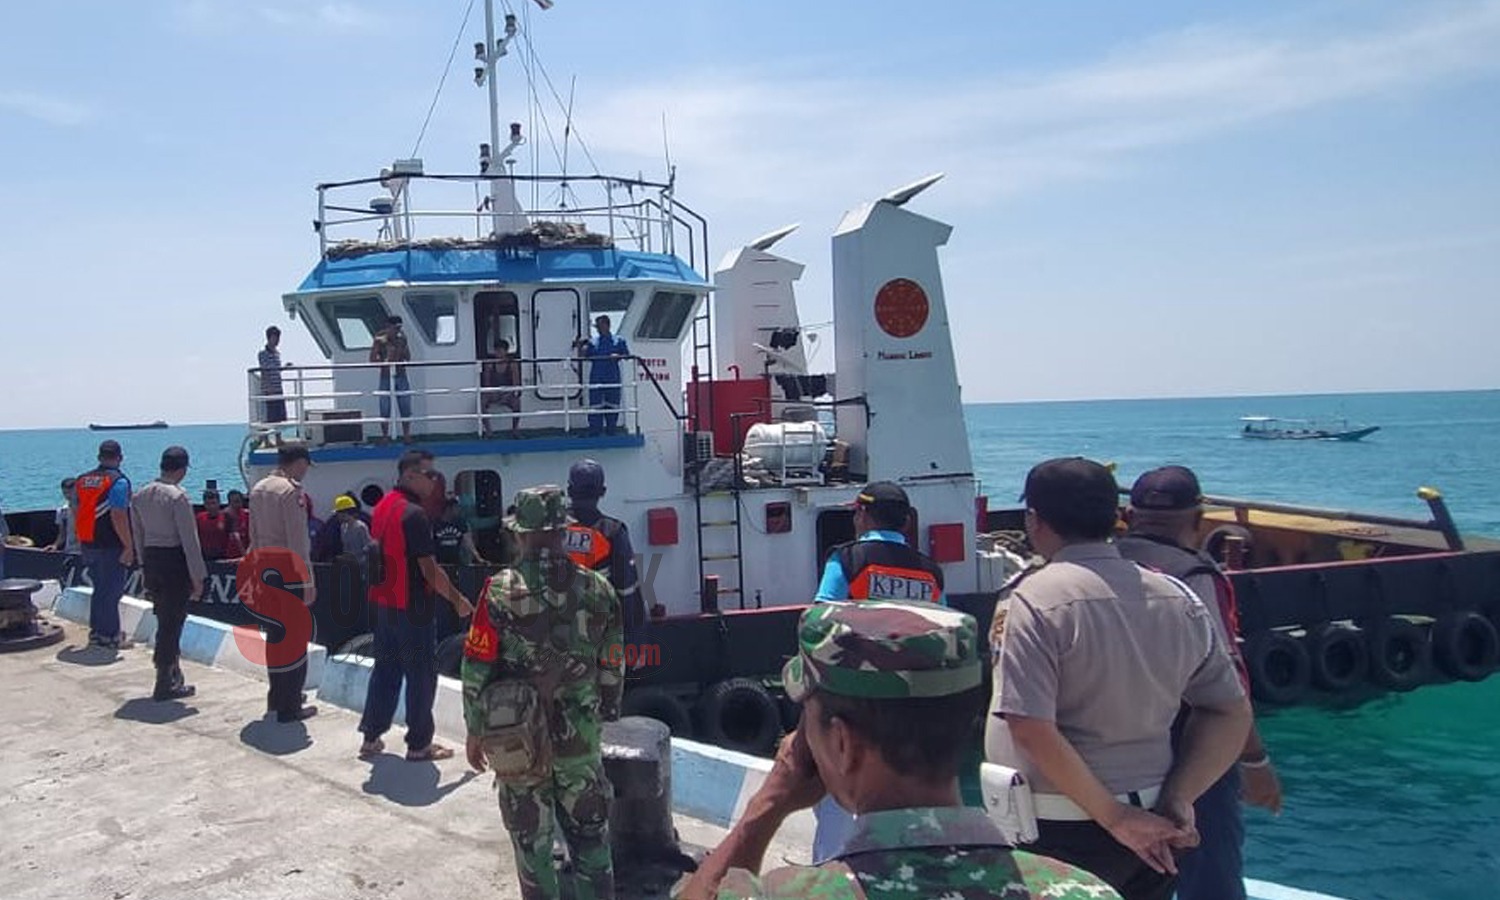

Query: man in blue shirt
[75,440,135,650]
[576,315,629,436]
[810,480,946,860]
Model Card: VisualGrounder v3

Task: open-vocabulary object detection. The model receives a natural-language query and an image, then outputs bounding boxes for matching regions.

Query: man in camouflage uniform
[674,600,1120,900]
[461,485,624,900]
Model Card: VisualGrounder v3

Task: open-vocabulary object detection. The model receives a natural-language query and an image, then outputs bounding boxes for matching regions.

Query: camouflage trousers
[497,752,614,900]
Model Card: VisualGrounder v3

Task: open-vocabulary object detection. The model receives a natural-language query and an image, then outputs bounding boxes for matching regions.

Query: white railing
[247,358,643,444]
[313,172,709,277]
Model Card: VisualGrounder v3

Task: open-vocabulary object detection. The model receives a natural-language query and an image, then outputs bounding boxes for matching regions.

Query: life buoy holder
[1245,630,1311,705]
[694,678,783,757]
[1431,611,1500,682]
[621,688,694,739]
[1365,617,1432,692]
[1307,623,1368,693]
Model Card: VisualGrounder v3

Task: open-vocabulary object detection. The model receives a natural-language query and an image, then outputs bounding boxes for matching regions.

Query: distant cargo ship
[87,420,169,431]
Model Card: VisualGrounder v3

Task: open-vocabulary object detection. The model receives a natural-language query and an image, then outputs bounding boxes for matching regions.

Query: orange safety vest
[75,467,127,548]
[838,539,944,604]
[565,521,616,571]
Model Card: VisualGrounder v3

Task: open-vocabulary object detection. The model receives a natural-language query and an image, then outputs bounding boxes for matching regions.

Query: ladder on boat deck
[688,309,747,611]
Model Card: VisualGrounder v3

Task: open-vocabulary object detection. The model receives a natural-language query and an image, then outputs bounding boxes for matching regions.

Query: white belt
[1032,785,1161,822]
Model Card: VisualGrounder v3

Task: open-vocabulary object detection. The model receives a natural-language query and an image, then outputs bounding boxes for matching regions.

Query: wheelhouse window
[405,291,458,345]
[318,295,388,351]
[634,290,698,340]
[588,289,634,338]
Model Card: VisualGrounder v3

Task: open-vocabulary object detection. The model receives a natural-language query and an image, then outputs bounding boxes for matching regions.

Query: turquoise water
[3,390,1498,899]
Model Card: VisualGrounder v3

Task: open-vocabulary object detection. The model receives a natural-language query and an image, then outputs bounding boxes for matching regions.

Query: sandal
[406,744,454,762]
[358,739,384,759]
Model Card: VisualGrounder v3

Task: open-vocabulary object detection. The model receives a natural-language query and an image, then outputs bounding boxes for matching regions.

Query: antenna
[560,74,576,210]
[662,111,674,181]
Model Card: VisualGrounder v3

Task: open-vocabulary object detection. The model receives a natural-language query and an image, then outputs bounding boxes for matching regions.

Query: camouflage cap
[504,485,573,532]
[782,601,982,702]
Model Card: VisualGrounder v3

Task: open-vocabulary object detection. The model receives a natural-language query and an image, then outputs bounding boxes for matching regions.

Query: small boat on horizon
[87,420,169,431]
[1240,416,1379,441]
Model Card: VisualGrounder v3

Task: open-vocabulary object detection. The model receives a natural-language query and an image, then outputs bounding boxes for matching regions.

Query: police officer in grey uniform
[129,446,206,701]
[985,457,1252,900]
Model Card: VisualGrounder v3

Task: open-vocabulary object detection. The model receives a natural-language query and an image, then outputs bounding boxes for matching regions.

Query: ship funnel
[713,225,809,380]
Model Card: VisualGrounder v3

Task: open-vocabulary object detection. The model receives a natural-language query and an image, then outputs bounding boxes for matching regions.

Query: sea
[2,389,1497,900]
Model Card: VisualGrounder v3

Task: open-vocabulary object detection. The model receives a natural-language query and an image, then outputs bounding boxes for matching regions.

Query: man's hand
[120,547,135,567]
[1153,793,1201,850]
[303,583,317,608]
[1101,803,1190,875]
[466,735,487,773]
[760,730,826,816]
[450,592,475,618]
[1241,761,1284,814]
[190,577,203,601]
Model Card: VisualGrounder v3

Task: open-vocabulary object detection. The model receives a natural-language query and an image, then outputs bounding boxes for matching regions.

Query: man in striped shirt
[258,325,287,425]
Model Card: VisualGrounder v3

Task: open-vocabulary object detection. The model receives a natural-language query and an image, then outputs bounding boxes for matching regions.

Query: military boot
[153,665,195,701]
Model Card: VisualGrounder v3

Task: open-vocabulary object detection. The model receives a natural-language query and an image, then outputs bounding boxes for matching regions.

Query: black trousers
[264,585,308,716]
[1026,819,1177,900]
[142,547,191,681]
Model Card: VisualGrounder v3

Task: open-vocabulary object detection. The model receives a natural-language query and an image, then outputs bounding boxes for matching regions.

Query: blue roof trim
[296,247,706,292]
[248,432,646,466]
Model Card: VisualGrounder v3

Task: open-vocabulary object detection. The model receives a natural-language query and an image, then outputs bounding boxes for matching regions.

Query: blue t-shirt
[585,334,629,385]
[102,466,132,510]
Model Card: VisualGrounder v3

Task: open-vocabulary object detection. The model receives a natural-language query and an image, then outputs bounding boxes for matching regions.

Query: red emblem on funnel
[874,278,929,339]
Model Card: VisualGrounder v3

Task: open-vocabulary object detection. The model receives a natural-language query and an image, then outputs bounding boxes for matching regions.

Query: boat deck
[1203,506,1500,554]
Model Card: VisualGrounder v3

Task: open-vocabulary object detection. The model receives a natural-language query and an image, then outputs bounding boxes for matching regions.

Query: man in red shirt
[358,449,475,761]
[196,490,230,560]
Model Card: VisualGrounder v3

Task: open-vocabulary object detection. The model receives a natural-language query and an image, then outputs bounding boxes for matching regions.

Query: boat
[5,2,1498,758]
[1240,416,1380,441]
[87,420,169,431]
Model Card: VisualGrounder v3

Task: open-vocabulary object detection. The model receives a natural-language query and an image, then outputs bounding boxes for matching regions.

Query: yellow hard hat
[333,495,357,513]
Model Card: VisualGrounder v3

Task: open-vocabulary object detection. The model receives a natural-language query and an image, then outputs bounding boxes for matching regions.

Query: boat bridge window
[405,291,458,346]
[318,295,389,351]
[588,289,634,338]
[634,290,698,341]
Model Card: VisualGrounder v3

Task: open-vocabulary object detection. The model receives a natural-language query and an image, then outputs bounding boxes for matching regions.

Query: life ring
[1307,623,1368,693]
[1365,617,1432,692]
[1244,630,1311,705]
[1431,611,1500,682]
[694,678,783,757]
[621,688,694,738]
[435,633,466,678]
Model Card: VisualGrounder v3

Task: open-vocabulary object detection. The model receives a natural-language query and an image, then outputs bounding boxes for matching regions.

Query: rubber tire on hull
[336,631,375,659]
[1431,611,1500,682]
[1308,623,1369,693]
[1365,618,1432,692]
[1245,630,1312,705]
[695,678,783,757]
[621,688,694,739]
[435,633,465,678]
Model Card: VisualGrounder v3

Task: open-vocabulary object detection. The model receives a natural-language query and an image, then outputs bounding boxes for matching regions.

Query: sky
[2,0,1498,429]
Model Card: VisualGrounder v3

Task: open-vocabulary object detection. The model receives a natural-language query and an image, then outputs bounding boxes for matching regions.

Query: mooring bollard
[0,579,64,653]
[602,715,696,892]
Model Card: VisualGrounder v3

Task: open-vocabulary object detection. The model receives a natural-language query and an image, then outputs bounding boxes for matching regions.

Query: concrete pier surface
[0,621,805,900]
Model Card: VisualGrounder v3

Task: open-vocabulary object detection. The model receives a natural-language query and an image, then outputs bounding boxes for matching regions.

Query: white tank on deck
[742,421,829,472]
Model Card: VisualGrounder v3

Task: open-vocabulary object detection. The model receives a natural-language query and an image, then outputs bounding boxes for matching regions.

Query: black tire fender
[621,688,694,738]
[435,633,465,678]
[1307,623,1369,693]
[1432,611,1500,682]
[1365,618,1432,692]
[694,678,783,757]
[1245,630,1311,705]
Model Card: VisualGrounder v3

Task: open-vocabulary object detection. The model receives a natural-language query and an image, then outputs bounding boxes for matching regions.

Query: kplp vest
[565,516,623,571]
[836,539,944,603]
[75,467,128,549]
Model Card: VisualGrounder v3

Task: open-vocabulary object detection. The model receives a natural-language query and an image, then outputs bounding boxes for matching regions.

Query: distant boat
[1240,416,1379,442]
[88,420,169,431]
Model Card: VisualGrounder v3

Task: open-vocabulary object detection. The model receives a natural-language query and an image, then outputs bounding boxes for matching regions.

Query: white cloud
[173,0,388,35]
[571,1,1500,209]
[0,90,91,127]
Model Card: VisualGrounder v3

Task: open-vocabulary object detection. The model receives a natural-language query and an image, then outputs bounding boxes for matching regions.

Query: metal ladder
[688,310,747,610]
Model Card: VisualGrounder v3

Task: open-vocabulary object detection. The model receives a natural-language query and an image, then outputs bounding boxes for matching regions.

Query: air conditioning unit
[684,430,715,465]
[308,410,364,446]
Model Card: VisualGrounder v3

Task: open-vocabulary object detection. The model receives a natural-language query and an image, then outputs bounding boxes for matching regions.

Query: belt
[1032,785,1162,822]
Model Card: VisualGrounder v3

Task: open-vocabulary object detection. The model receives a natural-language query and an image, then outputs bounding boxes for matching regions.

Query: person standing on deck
[371,315,413,442]
[565,459,645,648]
[481,339,523,435]
[247,443,318,723]
[129,446,204,701]
[224,489,250,558]
[808,480,946,861]
[75,440,135,650]
[575,315,629,436]
[196,489,232,561]
[434,496,489,567]
[48,478,81,555]
[358,450,475,761]
[986,457,1252,900]
[462,485,623,900]
[1116,466,1284,900]
[258,326,288,431]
